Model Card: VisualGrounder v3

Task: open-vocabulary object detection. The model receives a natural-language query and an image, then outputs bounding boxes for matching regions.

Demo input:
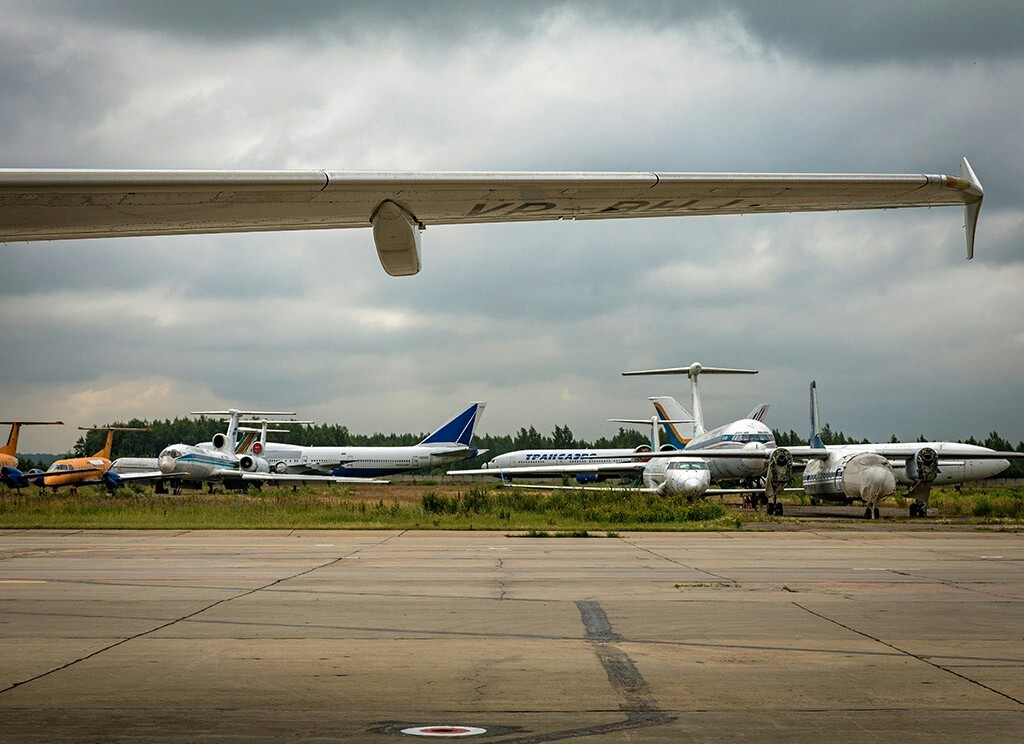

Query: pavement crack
[0,532,400,696]
[618,537,736,582]
[792,601,1024,707]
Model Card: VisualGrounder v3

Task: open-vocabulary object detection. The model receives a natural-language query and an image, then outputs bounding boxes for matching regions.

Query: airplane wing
[0,160,983,275]
[238,472,388,484]
[448,461,646,477]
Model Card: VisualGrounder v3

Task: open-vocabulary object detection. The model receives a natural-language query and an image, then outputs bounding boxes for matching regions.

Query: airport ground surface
[1,529,1023,742]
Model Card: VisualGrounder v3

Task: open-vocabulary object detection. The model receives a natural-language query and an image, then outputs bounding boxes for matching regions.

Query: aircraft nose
[158,456,177,475]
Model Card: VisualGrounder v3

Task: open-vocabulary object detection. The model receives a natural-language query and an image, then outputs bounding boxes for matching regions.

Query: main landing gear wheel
[873,507,880,519]
[864,507,873,520]
[766,502,784,517]
[909,503,928,518]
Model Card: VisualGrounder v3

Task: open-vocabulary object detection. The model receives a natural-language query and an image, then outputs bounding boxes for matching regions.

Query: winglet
[960,157,983,260]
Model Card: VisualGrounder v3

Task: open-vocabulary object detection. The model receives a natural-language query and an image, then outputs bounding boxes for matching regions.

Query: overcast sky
[1,1,1022,454]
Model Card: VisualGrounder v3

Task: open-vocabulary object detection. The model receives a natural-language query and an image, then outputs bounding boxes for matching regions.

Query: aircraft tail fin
[649,397,694,448]
[80,427,150,460]
[0,421,63,457]
[809,382,825,449]
[746,404,770,422]
[420,402,486,446]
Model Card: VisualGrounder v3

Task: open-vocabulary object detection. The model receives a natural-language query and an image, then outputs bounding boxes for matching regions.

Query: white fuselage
[484,448,647,470]
[262,443,471,478]
[802,442,1008,504]
[680,419,775,481]
[642,457,712,498]
[158,444,241,480]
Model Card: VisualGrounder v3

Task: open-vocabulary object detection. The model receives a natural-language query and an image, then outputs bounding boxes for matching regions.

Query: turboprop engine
[905,447,938,517]
[764,448,793,501]
[238,455,270,474]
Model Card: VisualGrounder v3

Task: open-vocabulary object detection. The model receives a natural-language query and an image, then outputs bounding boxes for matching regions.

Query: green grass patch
[0,485,737,531]
[928,485,1024,521]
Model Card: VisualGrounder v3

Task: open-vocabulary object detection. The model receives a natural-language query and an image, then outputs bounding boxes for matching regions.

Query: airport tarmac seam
[0,530,406,697]
[792,601,1024,707]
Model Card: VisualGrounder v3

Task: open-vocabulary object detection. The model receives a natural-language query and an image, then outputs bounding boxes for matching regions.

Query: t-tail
[0,421,63,459]
[79,427,151,460]
[648,397,694,449]
[419,402,486,448]
[809,381,825,450]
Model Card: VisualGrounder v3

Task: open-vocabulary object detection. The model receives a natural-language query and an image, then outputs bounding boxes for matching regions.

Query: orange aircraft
[0,420,63,486]
[29,426,150,490]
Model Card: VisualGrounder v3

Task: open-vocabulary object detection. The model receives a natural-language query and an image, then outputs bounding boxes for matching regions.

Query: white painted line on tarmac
[401,725,487,737]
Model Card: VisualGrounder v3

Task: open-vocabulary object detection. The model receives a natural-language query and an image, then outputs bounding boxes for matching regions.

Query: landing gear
[873,507,880,520]
[766,501,784,517]
[864,507,872,519]
[909,502,928,518]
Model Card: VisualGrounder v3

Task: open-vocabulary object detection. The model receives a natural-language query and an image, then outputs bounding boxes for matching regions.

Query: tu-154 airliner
[0,160,983,276]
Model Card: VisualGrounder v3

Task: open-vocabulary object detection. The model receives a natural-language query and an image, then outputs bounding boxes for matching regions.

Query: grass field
[1,482,1021,530]
[0,482,739,531]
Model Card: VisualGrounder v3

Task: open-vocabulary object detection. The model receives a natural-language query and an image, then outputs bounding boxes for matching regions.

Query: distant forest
[14,417,1024,478]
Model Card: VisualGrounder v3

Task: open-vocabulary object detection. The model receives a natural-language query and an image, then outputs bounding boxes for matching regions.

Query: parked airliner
[263,402,486,478]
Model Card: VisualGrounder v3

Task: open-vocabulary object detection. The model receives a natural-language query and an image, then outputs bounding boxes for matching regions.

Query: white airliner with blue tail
[262,402,487,478]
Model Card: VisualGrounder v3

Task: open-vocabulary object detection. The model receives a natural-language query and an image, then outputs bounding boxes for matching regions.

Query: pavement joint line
[616,536,736,583]
[10,607,1022,665]
[0,531,403,697]
[885,568,1024,600]
[791,601,1024,707]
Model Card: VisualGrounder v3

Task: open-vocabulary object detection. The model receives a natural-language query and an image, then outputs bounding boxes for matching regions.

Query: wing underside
[0,164,984,274]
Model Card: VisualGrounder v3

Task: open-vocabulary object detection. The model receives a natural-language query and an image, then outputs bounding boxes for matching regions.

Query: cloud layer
[1,2,1022,453]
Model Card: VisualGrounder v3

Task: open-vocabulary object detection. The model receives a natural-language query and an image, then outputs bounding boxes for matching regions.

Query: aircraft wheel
[873,507,880,519]
[775,503,784,517]
[864,507,873,520]
[920,505,928,518]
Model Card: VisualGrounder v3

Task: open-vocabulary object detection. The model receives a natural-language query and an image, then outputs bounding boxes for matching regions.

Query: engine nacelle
[906,447,938,483]
[633,444,652,463]
[659,444,678,452]
[764,448,794,499]
[1,466,29,489]
[212,433,228,451]
[238,455,270,473]
[273,461,290,474]
[905,447,939,504]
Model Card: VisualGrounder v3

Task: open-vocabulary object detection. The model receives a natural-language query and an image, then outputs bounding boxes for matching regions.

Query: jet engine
[659,444,678,452]
[212,433,228,451]
[634,444,653,463]
[273,461,290,474]
[238,455,270,473]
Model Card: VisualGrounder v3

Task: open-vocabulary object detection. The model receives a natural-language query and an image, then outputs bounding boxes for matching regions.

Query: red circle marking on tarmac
[400,725,487,737]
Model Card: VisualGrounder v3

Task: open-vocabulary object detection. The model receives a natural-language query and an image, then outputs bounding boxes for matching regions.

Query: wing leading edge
[0,161,983,275]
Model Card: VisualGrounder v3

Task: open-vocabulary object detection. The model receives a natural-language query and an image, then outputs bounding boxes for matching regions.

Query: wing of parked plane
[449,461,646,478]
[0,160,983,275]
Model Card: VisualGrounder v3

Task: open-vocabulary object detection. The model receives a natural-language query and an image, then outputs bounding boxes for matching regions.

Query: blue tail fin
[809,381,825,449]
[649,397,693,449]
[420,402,486,446]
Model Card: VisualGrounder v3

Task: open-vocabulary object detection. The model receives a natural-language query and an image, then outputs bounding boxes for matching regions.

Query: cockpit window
[668,461,708,470]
